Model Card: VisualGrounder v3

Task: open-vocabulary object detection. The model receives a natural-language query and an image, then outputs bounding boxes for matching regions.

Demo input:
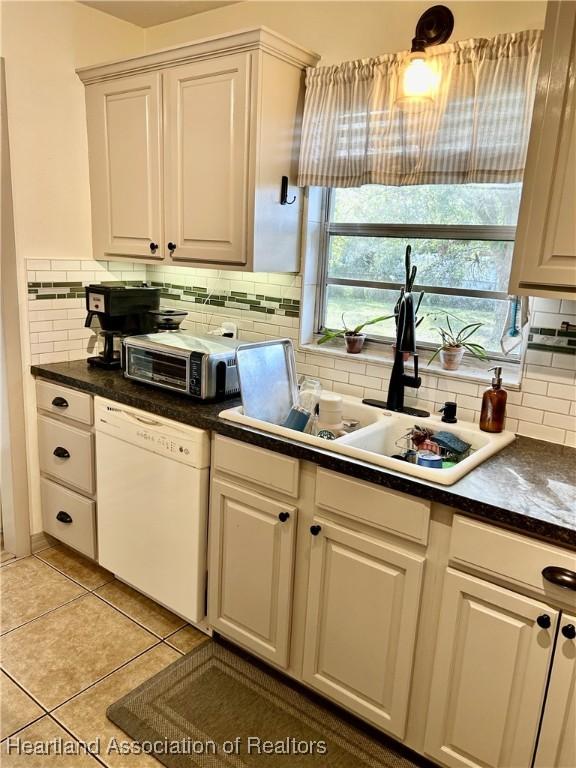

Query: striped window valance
[297,29,542,188]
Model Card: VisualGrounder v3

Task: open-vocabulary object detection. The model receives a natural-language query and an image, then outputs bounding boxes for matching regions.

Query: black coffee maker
[85,284,160,369]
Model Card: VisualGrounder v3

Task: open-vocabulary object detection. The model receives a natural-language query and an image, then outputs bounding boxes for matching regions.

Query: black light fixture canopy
[411,5,454,53]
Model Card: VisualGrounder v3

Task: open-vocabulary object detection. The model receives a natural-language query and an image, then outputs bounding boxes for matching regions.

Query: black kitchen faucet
[386,246,429,417]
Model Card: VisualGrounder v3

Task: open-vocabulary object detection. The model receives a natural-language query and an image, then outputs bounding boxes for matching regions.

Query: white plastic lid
[319,392,343,411]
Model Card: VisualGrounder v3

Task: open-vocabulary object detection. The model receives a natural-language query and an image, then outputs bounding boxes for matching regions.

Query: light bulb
[396,52,440,110]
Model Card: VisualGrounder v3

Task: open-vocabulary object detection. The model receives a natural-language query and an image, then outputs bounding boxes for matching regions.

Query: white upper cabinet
[78,29,319,271]
[85,73,163,260]
[509,2,576,297]
[164,55,250,265]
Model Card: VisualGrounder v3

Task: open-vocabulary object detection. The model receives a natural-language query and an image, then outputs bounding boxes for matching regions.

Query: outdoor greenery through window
[320,184,522,359]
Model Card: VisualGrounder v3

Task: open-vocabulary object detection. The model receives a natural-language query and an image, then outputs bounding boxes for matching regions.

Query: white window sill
[298,338,522,390]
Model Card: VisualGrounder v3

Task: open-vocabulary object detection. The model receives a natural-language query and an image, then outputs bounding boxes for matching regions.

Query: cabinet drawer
[41,477,96,559]
[315,469,430,544]
[36,380,93,425]
[213,435,299,497]
[38,416,95,495]
[450,516,576,605]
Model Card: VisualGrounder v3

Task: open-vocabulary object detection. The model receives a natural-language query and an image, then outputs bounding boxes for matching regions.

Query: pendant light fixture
[396,4,454,110]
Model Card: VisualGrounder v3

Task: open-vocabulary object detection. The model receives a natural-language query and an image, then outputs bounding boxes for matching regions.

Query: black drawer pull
[562,624,576,640]
[149,242,159,254]
[542,566,576,591]
[167,241,176,254]
[310,525,322,536]
[51,397,68,408]
[56,511,72,524]
[537,614,551,630]
[278,512,290,523]
[53,446,70,459]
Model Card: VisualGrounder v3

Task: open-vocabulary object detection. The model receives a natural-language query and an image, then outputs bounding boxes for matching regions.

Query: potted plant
[429,316,488,370]
[317,313,393,354]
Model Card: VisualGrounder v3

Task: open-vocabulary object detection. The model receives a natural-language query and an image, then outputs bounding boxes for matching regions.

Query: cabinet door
[424,569,558,768]
[208,479,296,667]
[85,73,163,260]
[509,2,576,295]
[164,54,251,265]
[302,517,424,737]
[534,612,576,768]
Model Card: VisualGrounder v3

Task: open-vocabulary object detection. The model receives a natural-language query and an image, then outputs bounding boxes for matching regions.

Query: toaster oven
[123,332,240,400]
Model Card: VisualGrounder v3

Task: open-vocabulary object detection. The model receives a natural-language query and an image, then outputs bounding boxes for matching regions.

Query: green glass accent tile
[256,294,265,300]
[279,303,296,311]
[193,286,208,293]
[539,327,557,336]
[528,334,534,341]
[568,339,576,347]
[150,281,163,286]
[285,310,300,318]
[264,295,282,303]
[209,299,225,307]
[527,343,575,354]
[558,330,576,339]
[28,282,41,287]
[266,308,275,314]
[28,289,38,294]
[529,326,540,334]
[234,297,257,305]
[38,294,57,299]
[250,305,268,313]
[231,291,247,297]
[52,281,81,287]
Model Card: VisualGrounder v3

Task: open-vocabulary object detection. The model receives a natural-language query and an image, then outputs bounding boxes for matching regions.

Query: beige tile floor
[0,543,210,766]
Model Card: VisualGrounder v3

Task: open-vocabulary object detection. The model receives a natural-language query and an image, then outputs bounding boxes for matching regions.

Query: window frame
[316,188,520,363]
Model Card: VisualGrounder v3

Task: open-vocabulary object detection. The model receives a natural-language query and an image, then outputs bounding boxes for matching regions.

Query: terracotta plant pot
[392,344,410,362]
[439,346,465,370]
[345,333,366,354]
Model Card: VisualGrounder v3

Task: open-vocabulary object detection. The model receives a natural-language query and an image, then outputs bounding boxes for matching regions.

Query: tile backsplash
[27,259,576,448]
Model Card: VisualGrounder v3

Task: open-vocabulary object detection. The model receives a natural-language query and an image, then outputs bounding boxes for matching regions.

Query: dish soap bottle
[480,366,507,432]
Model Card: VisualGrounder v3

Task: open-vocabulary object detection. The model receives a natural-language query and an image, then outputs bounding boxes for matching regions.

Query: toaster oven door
[125,346,189,393]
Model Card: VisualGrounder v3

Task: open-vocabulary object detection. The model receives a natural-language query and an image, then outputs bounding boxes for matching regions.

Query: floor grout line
[44,714,110,768]
[33,548,114,592]
[90,589,186,642]
[0,591,89,639]
[48,639,165,715]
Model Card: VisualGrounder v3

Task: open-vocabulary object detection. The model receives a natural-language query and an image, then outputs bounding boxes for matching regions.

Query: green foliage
[322,183,521,356]
[428,316,489,364]
[317,311,394,345]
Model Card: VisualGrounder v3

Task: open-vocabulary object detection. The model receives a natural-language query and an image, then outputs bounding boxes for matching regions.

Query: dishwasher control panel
[94,398,210,469]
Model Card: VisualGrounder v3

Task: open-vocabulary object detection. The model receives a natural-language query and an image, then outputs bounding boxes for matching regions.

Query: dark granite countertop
[32,361,576,550]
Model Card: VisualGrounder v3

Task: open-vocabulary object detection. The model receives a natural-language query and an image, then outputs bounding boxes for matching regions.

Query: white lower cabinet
[208,479,297,668]
[302,517,424,738]
[534,612,576,768]
[424,569,559,768]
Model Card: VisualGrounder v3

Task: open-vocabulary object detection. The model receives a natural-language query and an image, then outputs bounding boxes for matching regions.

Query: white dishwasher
[94,396,210,625]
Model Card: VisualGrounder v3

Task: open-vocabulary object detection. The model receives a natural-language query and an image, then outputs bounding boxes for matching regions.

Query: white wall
[145,1,546,62]
[1,0,145,262]
[1,0,146,535]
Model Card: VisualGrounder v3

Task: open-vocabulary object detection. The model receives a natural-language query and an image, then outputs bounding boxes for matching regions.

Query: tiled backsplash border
[26,259,576,448]
[149,280,300,318]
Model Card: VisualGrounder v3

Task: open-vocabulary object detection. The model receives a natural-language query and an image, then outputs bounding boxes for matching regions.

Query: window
[318,183,522,360]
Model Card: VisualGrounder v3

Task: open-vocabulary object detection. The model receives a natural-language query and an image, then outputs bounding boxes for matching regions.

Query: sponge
[432,431,471,455]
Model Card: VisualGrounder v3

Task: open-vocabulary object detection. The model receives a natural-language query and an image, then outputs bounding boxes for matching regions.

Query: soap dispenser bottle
[480,366,507,432]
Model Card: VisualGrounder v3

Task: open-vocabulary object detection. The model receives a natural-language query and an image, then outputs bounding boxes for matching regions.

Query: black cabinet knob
[53,446,70,459]
[278,512,290,523]
[51,397,68,408]
[167,242,176,254]
[562,624,576,640]
[56,510,72,524]
[149,242,159,254]
[310,524,322,536]
[537,614,552,629]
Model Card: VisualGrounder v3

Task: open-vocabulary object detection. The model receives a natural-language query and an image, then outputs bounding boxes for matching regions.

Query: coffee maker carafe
[85,284,160,369]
